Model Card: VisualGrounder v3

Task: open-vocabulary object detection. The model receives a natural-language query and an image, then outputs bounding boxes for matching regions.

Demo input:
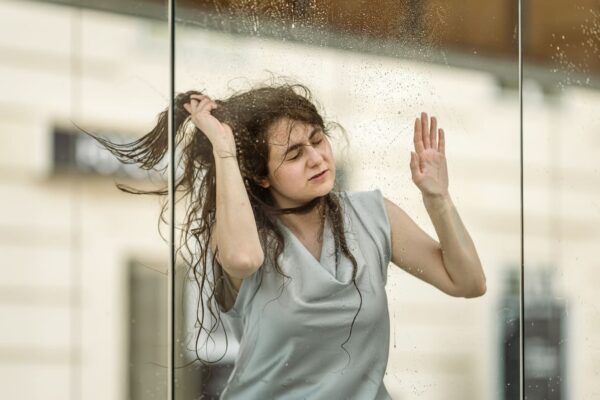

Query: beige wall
[0,2,170,399]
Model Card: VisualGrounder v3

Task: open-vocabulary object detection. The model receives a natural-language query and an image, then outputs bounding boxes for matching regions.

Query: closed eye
[288,151,302,160]
[288,139,323,160]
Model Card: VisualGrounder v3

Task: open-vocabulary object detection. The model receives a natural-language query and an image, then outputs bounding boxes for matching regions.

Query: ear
[254,176,271,189]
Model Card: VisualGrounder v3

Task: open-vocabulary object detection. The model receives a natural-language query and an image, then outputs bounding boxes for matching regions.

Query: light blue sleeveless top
[218,189,393,399]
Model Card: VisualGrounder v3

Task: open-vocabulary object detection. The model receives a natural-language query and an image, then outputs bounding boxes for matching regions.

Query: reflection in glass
[524,1,600,398]
[172,1,518,399]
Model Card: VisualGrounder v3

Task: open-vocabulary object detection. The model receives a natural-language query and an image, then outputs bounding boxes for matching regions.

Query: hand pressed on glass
[410,112,449,200]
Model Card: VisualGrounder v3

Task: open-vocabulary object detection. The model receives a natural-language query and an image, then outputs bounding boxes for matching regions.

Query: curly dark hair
[88,79,363,366]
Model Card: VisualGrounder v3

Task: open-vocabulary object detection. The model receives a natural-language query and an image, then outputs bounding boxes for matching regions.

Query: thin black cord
[168,0,176,399]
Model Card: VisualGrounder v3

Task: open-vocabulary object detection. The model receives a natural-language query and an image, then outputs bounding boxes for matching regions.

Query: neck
[278,199,326,239]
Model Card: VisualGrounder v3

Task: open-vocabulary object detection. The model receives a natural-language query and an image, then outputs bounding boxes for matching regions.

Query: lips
[310,170,328,180]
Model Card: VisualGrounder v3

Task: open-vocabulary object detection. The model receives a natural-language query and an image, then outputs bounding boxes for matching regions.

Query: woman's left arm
[385,112,486,298]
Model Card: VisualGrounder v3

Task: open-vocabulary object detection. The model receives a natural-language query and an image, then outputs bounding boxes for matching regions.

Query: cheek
[269,163,298,183]
[323,139,333,155]
[279,166,306,188]
[285,165,304,179]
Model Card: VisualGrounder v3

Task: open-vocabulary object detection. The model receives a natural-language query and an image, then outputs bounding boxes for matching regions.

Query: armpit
[214,263,240,313]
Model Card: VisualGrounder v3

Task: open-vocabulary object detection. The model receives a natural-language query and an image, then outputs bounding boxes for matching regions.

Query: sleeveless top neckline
[217,189,393,400]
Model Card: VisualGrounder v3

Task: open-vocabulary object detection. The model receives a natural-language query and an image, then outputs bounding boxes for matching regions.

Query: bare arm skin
[384,196,486,298]
[185,95,264,293]
[211,153,264,284]
[383,112,486,298]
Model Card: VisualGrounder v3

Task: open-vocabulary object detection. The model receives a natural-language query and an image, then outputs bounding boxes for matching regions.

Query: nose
[305,144,324,166]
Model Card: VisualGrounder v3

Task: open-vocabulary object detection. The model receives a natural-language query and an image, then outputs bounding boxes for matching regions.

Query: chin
[317,181,335,196]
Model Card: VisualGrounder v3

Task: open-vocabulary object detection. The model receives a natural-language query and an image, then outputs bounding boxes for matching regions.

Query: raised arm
[185,95,264,287]
[384,112,486,298]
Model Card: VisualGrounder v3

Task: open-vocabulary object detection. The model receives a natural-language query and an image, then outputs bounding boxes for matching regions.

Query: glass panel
[523,1,600,399]
[0,1,170,399]
[173,1,519,399]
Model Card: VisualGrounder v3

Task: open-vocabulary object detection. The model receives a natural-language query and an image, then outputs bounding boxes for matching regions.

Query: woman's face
[258,118,335,208]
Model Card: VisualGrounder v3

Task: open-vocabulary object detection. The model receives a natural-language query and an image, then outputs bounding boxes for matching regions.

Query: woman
[98,81,486,399]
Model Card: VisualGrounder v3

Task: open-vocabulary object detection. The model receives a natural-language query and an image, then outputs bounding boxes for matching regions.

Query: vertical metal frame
[167,0,176,399]
[518,0,524,399]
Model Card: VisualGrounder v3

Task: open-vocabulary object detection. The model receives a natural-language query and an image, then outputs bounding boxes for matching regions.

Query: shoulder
[335,188,387,215]
[334,188,391,236]
[335,189,393,274]
[335,188,384,203]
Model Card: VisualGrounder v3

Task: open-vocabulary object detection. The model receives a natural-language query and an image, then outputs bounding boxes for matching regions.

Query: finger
[430,116,438,150]
[203,100,219,114]
[195,97,213,112]
[207,101,218,112]
[413,118,425,153]
[438,128,445,155]
[421,112,430,149]
[190,94,208,101]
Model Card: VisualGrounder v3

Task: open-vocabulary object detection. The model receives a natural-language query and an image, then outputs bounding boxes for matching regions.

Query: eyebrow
[281,127,322,154]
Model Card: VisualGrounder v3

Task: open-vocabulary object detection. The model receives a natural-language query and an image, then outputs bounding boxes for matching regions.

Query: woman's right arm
[185,95,264,285]
[211,152,264,282]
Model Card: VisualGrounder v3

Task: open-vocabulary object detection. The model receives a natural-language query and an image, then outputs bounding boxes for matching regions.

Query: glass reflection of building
[0,1,598,399]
